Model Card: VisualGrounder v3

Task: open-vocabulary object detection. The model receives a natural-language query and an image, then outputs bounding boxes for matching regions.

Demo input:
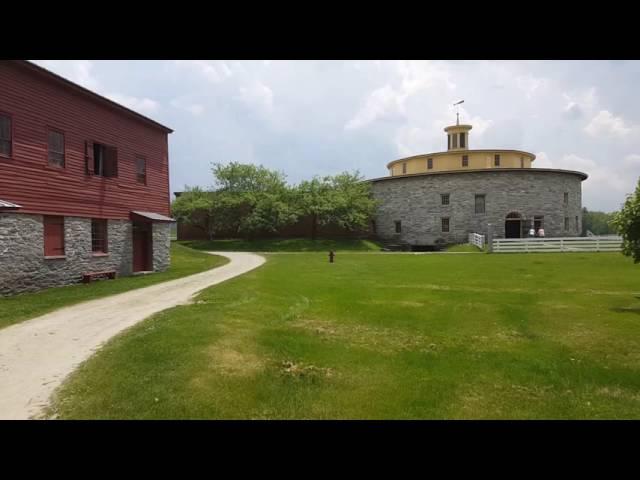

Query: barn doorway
[132,221,152,272]
[505,212,522,238]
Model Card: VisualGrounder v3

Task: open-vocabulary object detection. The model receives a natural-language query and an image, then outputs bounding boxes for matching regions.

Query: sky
[33,60,640,212]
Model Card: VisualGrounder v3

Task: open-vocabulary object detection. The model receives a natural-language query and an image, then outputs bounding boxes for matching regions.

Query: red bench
[82,270,117,283]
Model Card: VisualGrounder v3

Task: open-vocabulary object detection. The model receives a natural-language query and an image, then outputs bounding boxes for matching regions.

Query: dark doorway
[505,212,522,239]
[132,221,152,272]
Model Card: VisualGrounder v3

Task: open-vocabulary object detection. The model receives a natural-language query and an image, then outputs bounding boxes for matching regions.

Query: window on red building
[91,219,108,253]
[136,157,147,184]
[48,130,65,168]
[93,143,118,177]
[44,216,65,257]
[0,114,11,157]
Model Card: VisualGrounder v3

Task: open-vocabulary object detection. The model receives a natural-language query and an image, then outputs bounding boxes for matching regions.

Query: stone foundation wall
[371,170,584,245]
[0,214,170,296]
[152,222,171,272]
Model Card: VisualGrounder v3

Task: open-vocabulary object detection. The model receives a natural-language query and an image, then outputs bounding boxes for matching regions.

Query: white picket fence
[492,236,622,253]
[468,232,485,249]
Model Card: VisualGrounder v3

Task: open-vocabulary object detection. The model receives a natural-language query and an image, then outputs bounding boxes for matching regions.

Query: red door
[132,222,151,272]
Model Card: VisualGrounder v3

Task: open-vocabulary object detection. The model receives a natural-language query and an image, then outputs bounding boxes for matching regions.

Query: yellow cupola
[444,123,472,151]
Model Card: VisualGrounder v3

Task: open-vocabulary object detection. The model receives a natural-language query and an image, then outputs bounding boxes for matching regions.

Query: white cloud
[174,60,233,83]
[170,98,205,116]
[516,74,549,99]
[345,60,455,131]
[345,85,406,130]
[105,93,159,115]
[238,81,274,111]
[584,110,633,137]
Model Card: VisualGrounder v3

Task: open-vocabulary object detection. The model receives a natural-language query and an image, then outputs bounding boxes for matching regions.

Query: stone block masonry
[370,169,584,246]
[0,214,171,296]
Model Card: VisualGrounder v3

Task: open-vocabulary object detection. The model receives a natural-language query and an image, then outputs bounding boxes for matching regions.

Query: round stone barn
[369,120,588,248]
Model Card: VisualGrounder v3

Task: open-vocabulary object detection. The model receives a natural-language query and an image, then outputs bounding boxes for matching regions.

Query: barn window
[0,113,11,157]
[91,219,108,253]
[575,216,579,232]
[494,154,501,166]
[462,155,468,167]
[452,134,458,149]
[475,194,486,214]
[402,163,407,174]
[441,217,450,233]
[93,143,118,177]
[48,130,65,168]
[395,221,402,233]
[448,134,451,150]
[564,192,569,205]
[459,132,466,148]
[136,156,147,184]
[441,194,450,205]
[564,217,569,230]
[427,158,433,170]
[43,216,65,257]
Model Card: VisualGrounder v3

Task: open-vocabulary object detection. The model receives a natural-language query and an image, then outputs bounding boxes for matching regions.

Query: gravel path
[0,252,265,420]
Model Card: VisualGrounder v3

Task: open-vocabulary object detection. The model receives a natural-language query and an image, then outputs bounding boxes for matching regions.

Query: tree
[612,178,640,263]
[211,162,299,238]
[582,207,617,236]
[296,171,377,239]
[171,186,215,239]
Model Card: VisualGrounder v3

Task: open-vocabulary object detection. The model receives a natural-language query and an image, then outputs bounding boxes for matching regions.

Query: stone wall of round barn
[370,169,584,246]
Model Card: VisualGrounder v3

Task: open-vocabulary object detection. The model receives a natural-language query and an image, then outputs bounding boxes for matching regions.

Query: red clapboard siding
[0,61,171,219]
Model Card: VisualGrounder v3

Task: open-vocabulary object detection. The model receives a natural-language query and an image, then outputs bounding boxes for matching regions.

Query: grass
[178,237,382,252]
[47,251,640,419]
[445,243,483,253]
[0,243,228,331]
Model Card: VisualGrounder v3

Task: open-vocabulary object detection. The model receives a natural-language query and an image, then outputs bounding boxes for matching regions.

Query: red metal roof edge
[12,60,173,134]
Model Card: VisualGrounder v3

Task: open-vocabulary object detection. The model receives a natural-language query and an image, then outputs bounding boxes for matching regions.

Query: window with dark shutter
[427,158,433,170]
[462,155,468,167]
[475,194,486,214]
[43,216,65,257]
[459,132,465,148]
[48,130,65,168]
[494,154,500,166]
[0,114,11,157]
[441,217,450,232]
[447,135,451,150]
[564,192,569,205]
[136,157,147,184]
[91,219,108,253]
[93,143,118,177]
[402,163,407,174]
[395,221,401,233]
[565,217,569,230]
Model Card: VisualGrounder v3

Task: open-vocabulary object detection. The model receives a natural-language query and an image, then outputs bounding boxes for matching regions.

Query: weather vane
[453,100,464,125]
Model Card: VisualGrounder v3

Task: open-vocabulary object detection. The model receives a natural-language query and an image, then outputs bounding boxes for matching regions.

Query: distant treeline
[582,207,617,236]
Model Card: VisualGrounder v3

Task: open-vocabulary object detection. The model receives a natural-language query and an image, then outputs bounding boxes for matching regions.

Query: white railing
[468,232,485,249]
[492,236,622,253]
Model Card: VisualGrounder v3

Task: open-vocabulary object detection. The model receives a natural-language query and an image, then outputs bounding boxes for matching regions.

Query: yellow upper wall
[388,150,536,176]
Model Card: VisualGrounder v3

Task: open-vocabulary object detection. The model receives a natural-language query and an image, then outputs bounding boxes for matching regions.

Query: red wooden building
[0,60,174,295]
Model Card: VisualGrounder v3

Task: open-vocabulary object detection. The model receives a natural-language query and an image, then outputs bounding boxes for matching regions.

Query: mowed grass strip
[48,252,640,419]
[0,243,229,330]
[178,237,382,252]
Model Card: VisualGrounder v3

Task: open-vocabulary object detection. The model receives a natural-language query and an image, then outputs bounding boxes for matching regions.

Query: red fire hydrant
[329,251,335,263]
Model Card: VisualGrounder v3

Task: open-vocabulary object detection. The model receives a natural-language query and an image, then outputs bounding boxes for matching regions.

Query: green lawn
[0,243,228,331]
[178,237,382,252]
[47,251,640,419]
[445,243,483,253]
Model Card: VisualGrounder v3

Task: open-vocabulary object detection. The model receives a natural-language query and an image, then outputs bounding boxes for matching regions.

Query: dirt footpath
[0,252,265,420]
